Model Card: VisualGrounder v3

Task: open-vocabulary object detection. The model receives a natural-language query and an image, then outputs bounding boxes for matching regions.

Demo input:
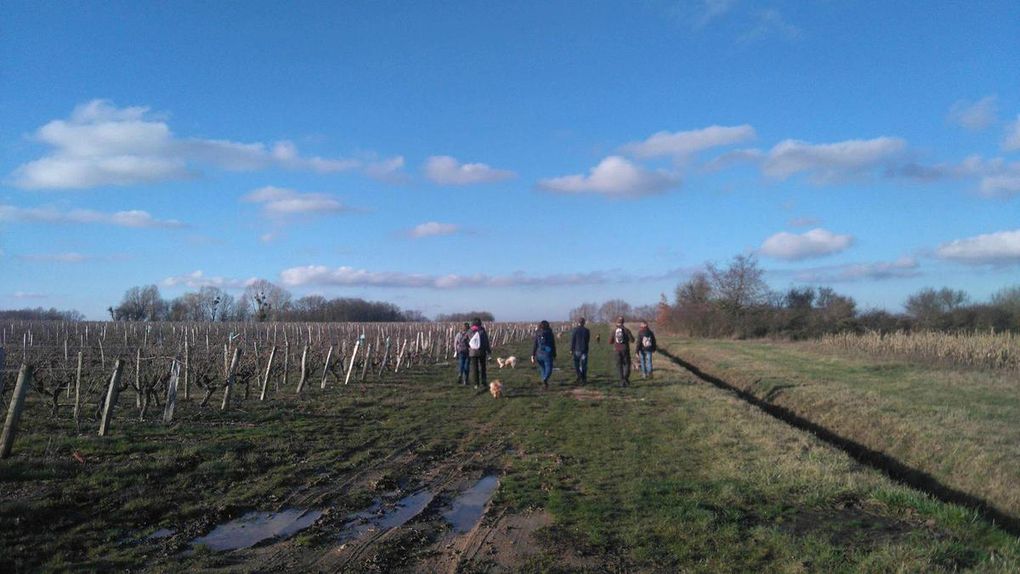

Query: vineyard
[818,329,1020,371]
[0,320,543,453]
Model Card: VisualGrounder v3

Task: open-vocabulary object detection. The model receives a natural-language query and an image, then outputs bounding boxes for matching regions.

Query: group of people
[452,316,657,390]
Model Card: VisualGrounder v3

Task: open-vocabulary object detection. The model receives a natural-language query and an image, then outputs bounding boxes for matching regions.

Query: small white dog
[489,379,504,399]
[496,356,518,369]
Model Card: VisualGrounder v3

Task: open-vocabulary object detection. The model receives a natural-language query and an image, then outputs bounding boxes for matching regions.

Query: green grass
[665,336,1020,524]
[1,328,1018,572]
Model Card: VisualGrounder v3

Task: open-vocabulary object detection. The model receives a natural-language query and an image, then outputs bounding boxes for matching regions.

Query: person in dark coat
[635,320,657,379]
[610,316,633,387]
[570,317,590,384]
[531,320,556,389]
[468,318,491,389]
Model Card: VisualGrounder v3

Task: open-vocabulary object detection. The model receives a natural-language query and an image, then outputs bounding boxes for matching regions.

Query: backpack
[469,331,482,350]
[614,327,625,345]
[537,331,552,354]
[642,335,653,349]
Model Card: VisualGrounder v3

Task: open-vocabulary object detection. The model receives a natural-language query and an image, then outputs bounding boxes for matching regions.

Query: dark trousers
[614,350,631,385]
[470,355,487,387]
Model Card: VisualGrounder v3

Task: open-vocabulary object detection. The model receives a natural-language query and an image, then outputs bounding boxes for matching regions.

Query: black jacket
[570,326,590,354]
[532,327,557,359]
[636,328,657,353]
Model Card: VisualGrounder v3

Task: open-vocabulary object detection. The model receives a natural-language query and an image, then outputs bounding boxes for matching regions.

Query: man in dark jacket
[531,320,556,389]
[635,320,657,379]
[570,318,590,384]
[468,318,491,389]
[610,316,633,387]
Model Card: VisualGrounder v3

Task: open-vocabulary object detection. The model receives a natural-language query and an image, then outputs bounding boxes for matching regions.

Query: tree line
[106,280,432,323]
[658,254,1020,339]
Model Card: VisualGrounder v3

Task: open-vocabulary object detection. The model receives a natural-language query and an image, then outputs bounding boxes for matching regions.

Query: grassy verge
[661,336,1020,526]
[1,328,1018,572]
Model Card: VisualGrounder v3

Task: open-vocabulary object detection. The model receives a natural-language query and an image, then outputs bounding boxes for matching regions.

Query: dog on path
[489,379,503,399]
[496,356,518,369]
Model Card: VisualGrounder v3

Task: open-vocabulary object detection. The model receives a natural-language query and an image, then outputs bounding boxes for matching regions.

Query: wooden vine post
[98,359,125,437]
[163,360,181,424]
[259,346,276,401]
[295,345,309,394]
[220,347,242,411]
[0,364,33,459]
[344,337,362,385]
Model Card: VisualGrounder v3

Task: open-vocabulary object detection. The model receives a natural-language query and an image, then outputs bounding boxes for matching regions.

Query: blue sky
[2,1,1020,320]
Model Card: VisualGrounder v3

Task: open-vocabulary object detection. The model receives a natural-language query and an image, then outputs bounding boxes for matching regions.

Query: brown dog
[489,379,503,399]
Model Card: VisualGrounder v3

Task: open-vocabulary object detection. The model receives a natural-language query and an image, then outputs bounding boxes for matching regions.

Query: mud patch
[191,508,323,551]
[778,506,914,547]
[338,489,435,543]
[568,388,605,401]
[443,475,499,534]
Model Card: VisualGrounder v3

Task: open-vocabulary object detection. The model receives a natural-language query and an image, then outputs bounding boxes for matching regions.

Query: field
[1,322,1019,572]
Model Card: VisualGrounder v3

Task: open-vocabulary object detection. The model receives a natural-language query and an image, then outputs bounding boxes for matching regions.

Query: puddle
[191,508,323,551]
[443,475,499,534]
[148,528,176,540]
[338,490,434,543]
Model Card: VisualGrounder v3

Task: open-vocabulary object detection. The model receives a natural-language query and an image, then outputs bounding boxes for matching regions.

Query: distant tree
[113,285,167,321]
[402,309,430,322]
[597,299,632,323]
[243,279,291,321]
[435,311,495,323]
[672,271,716,336]
[0,307,84,321]
[568,302,600,323]
[905,287,968,329]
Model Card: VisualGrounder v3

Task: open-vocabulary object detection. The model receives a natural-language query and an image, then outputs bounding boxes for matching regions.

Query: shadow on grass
[658,348,1020,537]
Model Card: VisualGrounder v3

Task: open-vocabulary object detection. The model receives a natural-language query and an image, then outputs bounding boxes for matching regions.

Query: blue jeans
[638,350,653,376]
[572,352,587,380]
[536,353,553,383]
[457,353,470,380]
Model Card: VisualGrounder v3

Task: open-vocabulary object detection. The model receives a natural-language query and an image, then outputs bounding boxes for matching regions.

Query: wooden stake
[296,345,309,394]
[73,351,83,423]
[98,359,125,437]
[220,347,242,411]
[183,339,190,400]
[260,346,275,401]
[344,339,361,385]
[163,360,180,425]
[321,345,333,389]
[0,364,33,459]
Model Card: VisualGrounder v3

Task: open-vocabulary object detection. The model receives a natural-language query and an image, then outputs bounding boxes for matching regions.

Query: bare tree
[243,279,292,321]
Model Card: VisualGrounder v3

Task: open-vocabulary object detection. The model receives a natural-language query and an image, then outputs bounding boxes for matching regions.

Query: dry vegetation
[820,329,1020,371]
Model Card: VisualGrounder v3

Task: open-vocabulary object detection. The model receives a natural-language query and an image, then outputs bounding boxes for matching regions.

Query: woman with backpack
[635,320,657,379]
[610,316,634,387]
[531,320,557,389]
[468,318,491,390]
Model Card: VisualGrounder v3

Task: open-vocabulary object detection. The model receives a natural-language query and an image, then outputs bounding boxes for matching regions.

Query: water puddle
[338,490,434,543]
[148,528,176,540]
[191,508,323,551]
[443,475,499,534]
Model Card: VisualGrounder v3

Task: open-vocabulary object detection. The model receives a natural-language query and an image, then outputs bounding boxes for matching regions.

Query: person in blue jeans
[570,317,590,384]
[635,320,657,379]
[453,322,471,385]
[531,320,557,389]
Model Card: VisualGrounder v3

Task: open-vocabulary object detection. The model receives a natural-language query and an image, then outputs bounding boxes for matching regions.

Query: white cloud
[1004,116,1020,151]
[12,291,49,300]
[364,155,408,183]
[409,222,459,238]
[762,137,907,183]
[0,204,184,228]
[242,186,349,217]
[280,265,614,289]
[423,155,516,185]
[948,96,998,131]
[9,100,375,189]
[790,257,920,283]
[741,9,800,42]
[620,124,756,159]
[936,229,1020,265]
[760,228,854,260]
[537,156,679,198]
[162,270,257,289]
[19,252,90,263]
[958,155,1020,197]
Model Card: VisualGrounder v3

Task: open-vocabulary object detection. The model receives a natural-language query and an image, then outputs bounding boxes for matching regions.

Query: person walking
[570,317,590,384]
[453,322,471,385]
[635,320,657,379]
[610,316,633,387]
[468,318,491,389]
[531,320,556,389]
